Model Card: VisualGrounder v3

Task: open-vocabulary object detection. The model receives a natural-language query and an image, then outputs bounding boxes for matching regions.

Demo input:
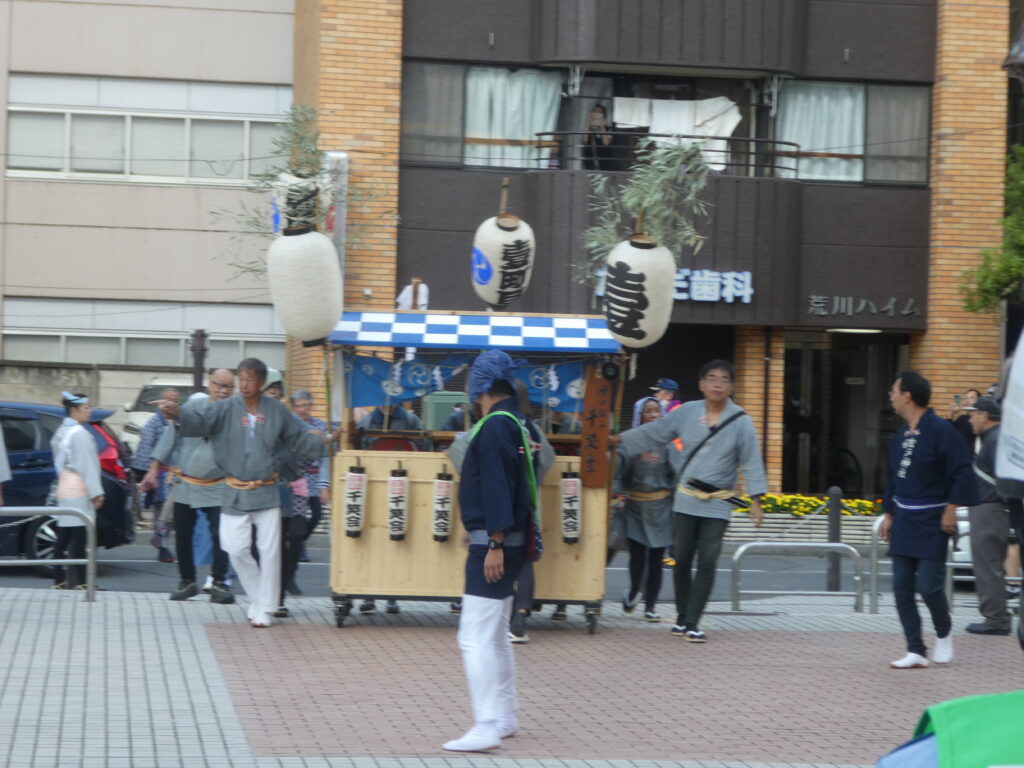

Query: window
[8,112,64,170]
[132,118,186,176]
[776,80,929,184]
[401,61,563,169]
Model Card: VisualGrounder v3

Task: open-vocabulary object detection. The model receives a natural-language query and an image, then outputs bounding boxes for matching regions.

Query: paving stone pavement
[0,587,1021,768]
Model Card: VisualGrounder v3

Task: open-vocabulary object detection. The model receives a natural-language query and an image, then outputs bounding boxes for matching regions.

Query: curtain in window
[777,81,865,181]
[190,120,244,179]
[866,85,929,184]
[131,117,185,176]
[401,62,465,165]
[7,112,64,170]
[464,67,563,168]
[71,114,125,173]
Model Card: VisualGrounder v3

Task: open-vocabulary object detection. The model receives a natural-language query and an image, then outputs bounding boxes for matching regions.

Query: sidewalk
[0,587,1019,768]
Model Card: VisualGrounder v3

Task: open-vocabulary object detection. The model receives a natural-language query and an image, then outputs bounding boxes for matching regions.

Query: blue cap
[650,378,679,391]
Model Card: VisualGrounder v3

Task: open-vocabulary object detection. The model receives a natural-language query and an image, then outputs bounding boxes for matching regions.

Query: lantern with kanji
[470,178,535,307]
[602,234,676,349]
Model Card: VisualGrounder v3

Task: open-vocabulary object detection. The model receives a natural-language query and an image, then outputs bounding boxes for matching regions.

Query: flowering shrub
[735,492,883,517]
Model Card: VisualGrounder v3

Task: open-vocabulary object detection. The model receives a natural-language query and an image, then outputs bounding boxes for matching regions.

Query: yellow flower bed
[735,492,882,517]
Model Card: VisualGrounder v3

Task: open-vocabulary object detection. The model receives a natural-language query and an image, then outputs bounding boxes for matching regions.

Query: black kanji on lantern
[604,260,648,340]
[496,239,531,304]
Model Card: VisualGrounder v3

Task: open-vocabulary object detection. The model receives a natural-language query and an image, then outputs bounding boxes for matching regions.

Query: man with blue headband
[443,349,540,753]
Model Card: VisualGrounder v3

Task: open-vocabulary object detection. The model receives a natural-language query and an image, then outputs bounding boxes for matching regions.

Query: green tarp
[914,689,1024,768]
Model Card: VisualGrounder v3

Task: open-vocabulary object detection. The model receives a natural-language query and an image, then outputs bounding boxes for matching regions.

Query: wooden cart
[326,310,622,632]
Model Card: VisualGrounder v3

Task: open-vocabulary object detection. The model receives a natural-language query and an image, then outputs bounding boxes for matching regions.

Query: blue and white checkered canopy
[329,311,619,353]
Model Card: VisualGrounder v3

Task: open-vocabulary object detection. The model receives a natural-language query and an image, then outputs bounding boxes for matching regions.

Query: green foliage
[961,145,1024,315]
[578,138,710,286]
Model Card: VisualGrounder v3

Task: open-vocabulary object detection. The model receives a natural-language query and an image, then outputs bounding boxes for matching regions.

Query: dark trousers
[628,539,666,612]
[512,561,534,613]
[892,554,951,656]
[54,526,86,587]
[673,513,729,627]
[174,503,228,584]
[306,496,323,540]
[278,516,307,605]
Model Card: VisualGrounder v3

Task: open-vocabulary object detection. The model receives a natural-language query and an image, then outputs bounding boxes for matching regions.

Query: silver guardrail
[732,541,864,612]
[0,507,97,601]
[868,514,886,615]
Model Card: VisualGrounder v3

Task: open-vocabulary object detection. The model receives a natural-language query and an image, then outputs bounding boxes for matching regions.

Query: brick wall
[734,326,785,491]
[909,0,1007,402]
[289,0,404,418]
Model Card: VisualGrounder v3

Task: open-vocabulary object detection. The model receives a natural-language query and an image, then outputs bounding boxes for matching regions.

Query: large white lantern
[471,213,535,307]
[267,225,342,346]
[602,234,676,349]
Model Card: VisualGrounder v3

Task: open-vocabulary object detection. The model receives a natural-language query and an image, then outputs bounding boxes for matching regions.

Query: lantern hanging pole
[498,177,510,215]
[634,210,645,235]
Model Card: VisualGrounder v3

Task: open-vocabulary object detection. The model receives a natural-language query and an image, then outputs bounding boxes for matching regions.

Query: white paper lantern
[343,466,366,538]
[470,214,535,307]
[432,472,454,542]
[602,235,676,349]
[267,226,342,345]
[387,468,409,542]
[561,471,582,544]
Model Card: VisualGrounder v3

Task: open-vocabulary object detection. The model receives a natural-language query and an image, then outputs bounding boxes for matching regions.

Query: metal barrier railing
[868,515,886,615]
[0,507,97,601]
[731,541,864,612]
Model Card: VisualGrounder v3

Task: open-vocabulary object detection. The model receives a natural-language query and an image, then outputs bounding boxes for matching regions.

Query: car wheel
[23,516,59,578]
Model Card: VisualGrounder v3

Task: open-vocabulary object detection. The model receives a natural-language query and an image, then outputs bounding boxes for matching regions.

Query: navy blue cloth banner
[513,361,586,413]
[343,353,472,407]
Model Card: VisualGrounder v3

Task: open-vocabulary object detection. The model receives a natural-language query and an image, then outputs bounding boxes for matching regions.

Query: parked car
[0,401,135,576]
[121,379,193,453]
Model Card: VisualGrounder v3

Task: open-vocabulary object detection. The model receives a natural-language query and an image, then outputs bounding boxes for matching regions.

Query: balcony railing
[530,132,800,177]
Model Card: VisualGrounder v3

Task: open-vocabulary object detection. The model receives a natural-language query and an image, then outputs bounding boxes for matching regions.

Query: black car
[1,402,135,575]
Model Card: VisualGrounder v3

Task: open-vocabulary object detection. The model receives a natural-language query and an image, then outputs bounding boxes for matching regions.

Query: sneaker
[684,628,707,643]
[622,588,641,614]
[643,611,661,623]
[273,606,289,618]
[385,600,400,614]
[450,601,462,614]
[890,652,929,669]
[359,600,376,613]
[965,622,1010,636]
[551,604,568,620]
[662,555,676,567]
[442,723,501,752]
[508,631,530,644]
[209,582,236,605]
[170,581,199,601]
[933,633,954,664]
[200,575,213,594]
[156,547,176,563]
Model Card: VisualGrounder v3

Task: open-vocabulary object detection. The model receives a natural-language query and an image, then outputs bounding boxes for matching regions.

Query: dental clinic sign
[674,268,754,303]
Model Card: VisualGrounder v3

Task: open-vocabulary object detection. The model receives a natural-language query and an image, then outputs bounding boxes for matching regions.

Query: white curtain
[401,62,465,165]
[866,85,929,184]
[464,67,563,168]
[777,81,865,182]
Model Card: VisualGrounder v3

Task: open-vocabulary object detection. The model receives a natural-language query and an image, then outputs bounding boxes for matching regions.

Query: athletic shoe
[209,582,236,605]
[550,605,568,620]
[684,628,707,643]
[965,622,1010,636]
[200,575,213,594]
[890,652,929,669]
[385,600,400,614]
[359,600,376,613]
[169,580,199,601]
[643,611,661,622]
[273,606,289,618]
[508,630,530,644]
[933,633,954,663]
[662,555,676,567]
[156,547,176,563]
[496,714,519,738]
[622,588,640,614]
[442,723,501,752]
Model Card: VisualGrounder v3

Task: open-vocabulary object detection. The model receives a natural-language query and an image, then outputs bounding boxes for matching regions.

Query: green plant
[578,138,710,287]
[960,145,1024,315]
[733,492,883,517]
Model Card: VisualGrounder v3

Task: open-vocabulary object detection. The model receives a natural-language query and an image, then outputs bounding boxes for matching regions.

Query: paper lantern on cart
[602,234,676,349]
[432,471,454,542]
[470,178,535,307]
[343,466,366,538]
[561,471,582,544]
[267,225,342,346]
[387,468,409,542]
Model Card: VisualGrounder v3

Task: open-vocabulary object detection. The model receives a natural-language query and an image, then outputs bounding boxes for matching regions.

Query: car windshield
[131,385,193,413]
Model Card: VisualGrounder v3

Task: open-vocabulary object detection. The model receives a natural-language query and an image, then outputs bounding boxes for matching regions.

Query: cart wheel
[586,612,598,635]
[335,606,347,628]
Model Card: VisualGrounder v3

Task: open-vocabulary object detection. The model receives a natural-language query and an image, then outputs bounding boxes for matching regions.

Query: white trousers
[457,594,517,725]
[219,507,281,617]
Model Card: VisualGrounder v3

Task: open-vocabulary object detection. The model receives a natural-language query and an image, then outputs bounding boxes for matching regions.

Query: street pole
[190,329,207,393]
[827,486,842,591]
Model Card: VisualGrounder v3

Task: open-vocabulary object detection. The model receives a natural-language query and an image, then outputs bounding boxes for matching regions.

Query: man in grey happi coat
[165,358,329,628]
[613,359,766,642]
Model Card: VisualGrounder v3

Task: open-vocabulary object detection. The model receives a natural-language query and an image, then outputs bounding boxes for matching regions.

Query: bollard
[827,486,843,592]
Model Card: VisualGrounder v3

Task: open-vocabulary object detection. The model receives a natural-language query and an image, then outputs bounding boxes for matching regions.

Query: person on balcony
[582,104,612,171]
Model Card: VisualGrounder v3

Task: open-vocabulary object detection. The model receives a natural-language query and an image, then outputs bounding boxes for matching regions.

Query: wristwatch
[487,538,504,550]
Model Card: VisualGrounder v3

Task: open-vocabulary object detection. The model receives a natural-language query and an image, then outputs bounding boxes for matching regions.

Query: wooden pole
[498,177,510,215]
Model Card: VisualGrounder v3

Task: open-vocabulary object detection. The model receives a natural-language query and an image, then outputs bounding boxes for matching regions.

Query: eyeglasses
[703,375,732,384]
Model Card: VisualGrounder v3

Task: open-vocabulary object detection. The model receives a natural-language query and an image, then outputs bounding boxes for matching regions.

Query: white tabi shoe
[442,723,501,752]
[890,652,929,669]
[496,714,519,738]
[933,633,954,664]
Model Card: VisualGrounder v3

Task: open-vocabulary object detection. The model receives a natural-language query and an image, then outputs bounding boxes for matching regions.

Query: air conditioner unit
[423,391,468,431]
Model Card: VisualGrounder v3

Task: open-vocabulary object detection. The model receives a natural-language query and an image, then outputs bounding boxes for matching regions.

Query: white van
[121,379,194,455]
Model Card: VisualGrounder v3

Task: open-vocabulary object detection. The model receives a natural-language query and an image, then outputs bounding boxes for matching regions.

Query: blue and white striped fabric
[329,312,619,353]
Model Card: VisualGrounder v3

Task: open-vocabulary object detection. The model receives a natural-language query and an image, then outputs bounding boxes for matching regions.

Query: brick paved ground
[0,588,1021,768]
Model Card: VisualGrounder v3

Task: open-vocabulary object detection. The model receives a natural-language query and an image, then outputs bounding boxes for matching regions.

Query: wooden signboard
[578,363,614,489]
